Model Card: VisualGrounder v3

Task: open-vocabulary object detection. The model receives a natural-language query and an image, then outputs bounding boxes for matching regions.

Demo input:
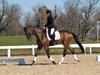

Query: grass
[81,39,100,44]
[0,36,37,46]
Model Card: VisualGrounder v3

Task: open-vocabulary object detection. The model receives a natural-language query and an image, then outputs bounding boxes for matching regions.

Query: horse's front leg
[31,45,42,65]
[45,47,56,64]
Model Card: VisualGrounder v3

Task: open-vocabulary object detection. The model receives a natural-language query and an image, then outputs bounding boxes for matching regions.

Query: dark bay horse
[24,26,84,65]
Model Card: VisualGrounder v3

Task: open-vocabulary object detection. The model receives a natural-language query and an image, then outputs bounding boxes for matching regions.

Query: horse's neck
[33,28,43,40]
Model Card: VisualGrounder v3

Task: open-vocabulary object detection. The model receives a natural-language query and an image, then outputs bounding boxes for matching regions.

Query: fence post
[8,48,11,58]
[90,47,92,54]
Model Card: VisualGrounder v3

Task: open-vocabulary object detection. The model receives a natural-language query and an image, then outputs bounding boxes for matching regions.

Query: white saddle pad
[46,28,60,41]
[55,30,60,40]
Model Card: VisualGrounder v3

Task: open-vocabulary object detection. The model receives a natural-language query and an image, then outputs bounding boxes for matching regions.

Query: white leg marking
[49,57,54,61]
[33,57,37,62]
[74,54,79,60]
[59,57,65,64]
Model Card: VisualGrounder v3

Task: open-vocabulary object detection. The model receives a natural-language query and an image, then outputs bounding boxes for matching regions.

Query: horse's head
[24,26,33,41]
[24,26,43,41]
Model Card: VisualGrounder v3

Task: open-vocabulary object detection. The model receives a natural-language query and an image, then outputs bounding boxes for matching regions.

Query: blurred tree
[4,4,23,36]
[24,12,33,26]
[61,0,100,40]
[79,0,99,40]
[24,5,48,29]
[37,5,47,28]
[0,0,9,32]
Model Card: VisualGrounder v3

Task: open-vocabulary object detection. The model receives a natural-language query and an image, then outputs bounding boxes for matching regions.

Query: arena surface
[0,54,100,75]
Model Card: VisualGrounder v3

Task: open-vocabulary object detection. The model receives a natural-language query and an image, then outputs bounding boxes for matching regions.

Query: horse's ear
[24,27,28,36]
[24,27,27,32]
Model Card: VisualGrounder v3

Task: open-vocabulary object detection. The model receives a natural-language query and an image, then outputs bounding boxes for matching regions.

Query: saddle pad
[55,30,60,40]
[46,28,60,41]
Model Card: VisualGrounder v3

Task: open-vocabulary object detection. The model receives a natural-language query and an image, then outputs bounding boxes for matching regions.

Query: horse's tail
[72,33,84,53]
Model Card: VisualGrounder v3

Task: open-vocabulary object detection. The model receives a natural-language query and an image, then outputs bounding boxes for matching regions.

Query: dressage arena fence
[0,44,99,58]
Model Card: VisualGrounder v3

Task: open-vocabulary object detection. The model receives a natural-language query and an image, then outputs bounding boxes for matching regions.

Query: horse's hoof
[75,59,80,62]
[59,62,62,64]
[31,60,35,65]
[52,61,56,64]
[77,60,80,62]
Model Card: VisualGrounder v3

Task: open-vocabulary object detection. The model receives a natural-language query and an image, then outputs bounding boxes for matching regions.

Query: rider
[45,9,56,42]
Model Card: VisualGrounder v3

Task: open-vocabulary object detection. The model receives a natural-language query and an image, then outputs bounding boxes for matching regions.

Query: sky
[7,0,65,12]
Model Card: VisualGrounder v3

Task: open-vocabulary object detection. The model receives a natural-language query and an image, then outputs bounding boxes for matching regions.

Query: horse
[24,26,84,65]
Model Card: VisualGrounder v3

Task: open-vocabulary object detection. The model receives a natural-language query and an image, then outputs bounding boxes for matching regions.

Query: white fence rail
[0,45,36,58]
[0,44,100,57]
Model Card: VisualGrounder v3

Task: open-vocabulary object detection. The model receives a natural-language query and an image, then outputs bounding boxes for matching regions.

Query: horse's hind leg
[45,47,56,64]
[68,46,80,62]
[59,46,67,64]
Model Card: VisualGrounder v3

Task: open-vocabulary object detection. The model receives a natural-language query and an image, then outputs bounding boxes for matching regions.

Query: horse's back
[59,30,73,41]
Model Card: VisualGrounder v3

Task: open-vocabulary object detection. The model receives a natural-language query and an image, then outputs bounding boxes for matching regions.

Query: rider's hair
[46,9,52,14]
